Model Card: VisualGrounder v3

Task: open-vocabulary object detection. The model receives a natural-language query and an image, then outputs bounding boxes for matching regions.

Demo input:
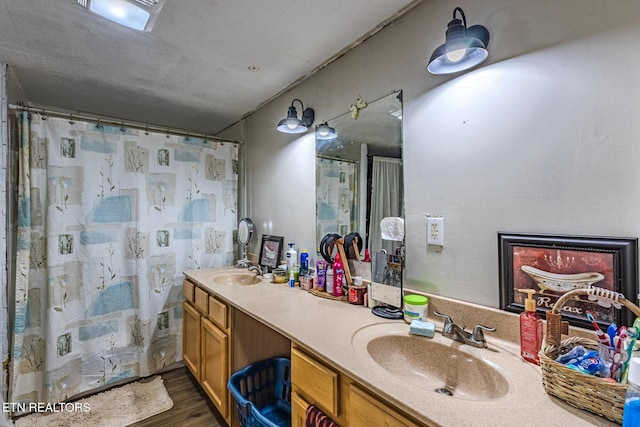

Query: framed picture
[498,233,638,329]
[258,235,284,271]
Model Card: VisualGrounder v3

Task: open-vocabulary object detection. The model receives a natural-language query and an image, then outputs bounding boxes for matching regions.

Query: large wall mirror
[316,90,404,310]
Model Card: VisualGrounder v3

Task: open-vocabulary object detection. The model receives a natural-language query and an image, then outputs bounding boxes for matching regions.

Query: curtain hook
[120,122,126,133]
[96,119,102,129]
[144,126,149,136]
[185,132,190,142]
[69,114,74,125]
[40,110,47,121]
[166,129,170,138]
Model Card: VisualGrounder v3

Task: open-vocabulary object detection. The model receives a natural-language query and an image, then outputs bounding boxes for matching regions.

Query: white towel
[380,217,404,241]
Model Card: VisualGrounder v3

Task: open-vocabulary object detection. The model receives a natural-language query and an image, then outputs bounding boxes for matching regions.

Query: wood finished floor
[128,366,227,427]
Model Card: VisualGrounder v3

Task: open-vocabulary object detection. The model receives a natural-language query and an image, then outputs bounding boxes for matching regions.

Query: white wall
[240,0,640,309]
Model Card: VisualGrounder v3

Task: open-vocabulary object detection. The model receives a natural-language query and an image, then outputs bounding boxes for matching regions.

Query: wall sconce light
[315,122,337,140]
[276,99,315,134]
[427,7,490,75]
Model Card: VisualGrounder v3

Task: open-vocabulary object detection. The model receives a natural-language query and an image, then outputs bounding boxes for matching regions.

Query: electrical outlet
[427,217,444,246]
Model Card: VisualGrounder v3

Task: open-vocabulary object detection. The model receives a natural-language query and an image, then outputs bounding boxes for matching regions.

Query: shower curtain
[316,157,359,244]
[369,156,403,254]
[10,112,238,408]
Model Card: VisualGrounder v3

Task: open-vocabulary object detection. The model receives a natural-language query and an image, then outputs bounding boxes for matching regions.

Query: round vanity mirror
[236,218,255,268]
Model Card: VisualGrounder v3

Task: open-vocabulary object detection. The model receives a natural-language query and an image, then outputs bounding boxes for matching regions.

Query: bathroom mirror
[315,90,403,251]
[316,91,404,310]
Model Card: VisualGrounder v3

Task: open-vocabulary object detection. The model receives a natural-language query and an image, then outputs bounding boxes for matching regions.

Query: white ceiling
[0,0,420,135]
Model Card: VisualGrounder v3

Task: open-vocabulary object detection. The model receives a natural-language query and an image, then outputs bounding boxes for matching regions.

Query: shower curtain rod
[8,103,241,145]
[317,154,358,164]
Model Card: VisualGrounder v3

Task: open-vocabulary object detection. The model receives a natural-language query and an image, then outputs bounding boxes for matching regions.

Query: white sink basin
[352,322,512,401]
[211,272,261,285]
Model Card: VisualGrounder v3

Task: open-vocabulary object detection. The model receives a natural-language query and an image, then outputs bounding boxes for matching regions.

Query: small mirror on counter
[235,217,255,268]
[370,217,404,319]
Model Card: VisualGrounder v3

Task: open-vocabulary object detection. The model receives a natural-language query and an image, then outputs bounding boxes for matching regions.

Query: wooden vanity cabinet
[291,344,423,427]
[183,277,291,427]
[182,280,231,424]
[349,384,422,427]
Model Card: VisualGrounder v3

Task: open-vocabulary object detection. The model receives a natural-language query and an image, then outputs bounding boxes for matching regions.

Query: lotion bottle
[519,289,543,365]
[285,243,297,271]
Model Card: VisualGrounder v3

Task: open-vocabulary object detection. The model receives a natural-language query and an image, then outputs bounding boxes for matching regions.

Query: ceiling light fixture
[427,7,490,75]
[276,99,315,134]
[315,122,337,140]
[78,0,164,31]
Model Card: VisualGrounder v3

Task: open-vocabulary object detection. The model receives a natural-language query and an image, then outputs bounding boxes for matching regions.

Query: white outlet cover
[427,217,444,246]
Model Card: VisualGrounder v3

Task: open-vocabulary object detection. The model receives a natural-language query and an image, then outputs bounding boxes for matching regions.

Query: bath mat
[14,375,173,427]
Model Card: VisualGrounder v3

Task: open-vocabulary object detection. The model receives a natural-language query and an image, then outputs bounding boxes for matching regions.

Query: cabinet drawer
[183,280,195,303]
[291,347,339,418]
[194,286,209,314]
[349,384,420,427]
[208,295,228,330]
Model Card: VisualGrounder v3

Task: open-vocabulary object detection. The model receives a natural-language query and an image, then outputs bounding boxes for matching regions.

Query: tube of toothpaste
[567,351,604,376]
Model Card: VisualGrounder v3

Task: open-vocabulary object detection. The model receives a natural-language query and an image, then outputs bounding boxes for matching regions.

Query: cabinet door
[291,347,339,418]
[291,392,310,427]
[183,301,201,380]
[349,384,421,427]
[201,317,229,420]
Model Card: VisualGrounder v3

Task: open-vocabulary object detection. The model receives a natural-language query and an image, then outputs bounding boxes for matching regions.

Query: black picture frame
[498,232,638,329]
[258,235,284,271]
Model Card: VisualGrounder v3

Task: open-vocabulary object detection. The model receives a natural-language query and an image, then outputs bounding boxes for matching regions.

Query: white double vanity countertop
[184,266,616,427]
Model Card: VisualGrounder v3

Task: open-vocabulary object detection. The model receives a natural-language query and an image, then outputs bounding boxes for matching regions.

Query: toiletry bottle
[300,249,309,275]
[519,289,543,365]
[623,357,640,426]
[326,267,334,294]
[316,248,327,291]
[332,252,344,297]
[285,243,297,271]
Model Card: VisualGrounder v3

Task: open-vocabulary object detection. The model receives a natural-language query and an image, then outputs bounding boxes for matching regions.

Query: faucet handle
[471,324,496,343]
[433,311,453,326]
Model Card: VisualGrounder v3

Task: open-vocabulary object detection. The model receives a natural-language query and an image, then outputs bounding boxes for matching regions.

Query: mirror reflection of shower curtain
[316,157,359,244]
[8,112,238,411]
[369,156,403,253]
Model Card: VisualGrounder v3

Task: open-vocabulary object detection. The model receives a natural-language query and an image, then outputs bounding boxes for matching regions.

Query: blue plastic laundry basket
[227,357,291,427]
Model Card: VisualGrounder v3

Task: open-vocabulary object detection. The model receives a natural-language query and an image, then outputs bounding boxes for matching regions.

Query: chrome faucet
[434,311,496,348]
[247,263,265,276]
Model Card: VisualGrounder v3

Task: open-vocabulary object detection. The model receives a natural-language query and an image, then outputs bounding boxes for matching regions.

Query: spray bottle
[332,251,344,297]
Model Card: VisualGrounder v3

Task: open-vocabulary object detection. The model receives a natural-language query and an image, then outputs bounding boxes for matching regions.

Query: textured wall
[239,0,640,308]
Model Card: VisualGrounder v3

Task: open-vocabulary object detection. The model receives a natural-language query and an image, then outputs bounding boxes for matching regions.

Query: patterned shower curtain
[316,157,359,245]
[10,112,238,408]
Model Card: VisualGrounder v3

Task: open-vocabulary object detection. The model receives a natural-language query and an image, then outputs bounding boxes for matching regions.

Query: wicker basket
[540,288,640,424]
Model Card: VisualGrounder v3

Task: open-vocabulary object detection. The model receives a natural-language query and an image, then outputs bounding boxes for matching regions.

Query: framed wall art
[498,233,638,329]
[258,235,284,271]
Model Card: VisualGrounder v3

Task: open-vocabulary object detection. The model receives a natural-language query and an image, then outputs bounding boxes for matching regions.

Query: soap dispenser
[519,289,543,365]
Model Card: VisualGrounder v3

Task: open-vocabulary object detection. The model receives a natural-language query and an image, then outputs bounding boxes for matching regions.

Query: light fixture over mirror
[315,122,337,140]
[427,7,490,75]
[276,99,315,134]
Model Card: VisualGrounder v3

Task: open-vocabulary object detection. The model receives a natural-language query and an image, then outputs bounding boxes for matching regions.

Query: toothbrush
[586,311,612,347]
[607,323,618,347]
[610,327,628,381]
[621,327,639,383]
